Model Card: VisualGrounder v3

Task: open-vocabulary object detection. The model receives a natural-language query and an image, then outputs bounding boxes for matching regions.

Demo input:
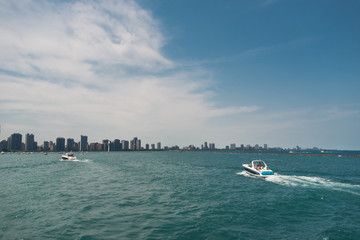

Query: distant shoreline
[216,151,360,158]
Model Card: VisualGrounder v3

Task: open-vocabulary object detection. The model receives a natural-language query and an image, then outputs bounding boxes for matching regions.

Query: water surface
[1,152,359,239]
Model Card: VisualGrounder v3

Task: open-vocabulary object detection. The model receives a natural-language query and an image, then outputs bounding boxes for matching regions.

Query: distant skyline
[0,0,359,150]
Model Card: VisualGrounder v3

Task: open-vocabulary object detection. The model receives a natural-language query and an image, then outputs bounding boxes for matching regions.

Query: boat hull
[242,164,273,178]
[61,154,77,161]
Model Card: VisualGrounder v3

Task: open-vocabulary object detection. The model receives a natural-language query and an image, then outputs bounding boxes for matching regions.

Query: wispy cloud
[0,0,257,144]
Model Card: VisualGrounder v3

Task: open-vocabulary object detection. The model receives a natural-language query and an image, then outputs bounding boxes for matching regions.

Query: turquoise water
[1,152,359,239]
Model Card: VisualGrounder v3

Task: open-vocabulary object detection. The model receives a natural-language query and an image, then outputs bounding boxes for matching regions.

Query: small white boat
[62,152,77,160]
[242,160,274,177]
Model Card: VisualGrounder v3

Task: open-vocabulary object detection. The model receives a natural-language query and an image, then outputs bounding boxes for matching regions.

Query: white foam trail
[60,159,90,163]
[265,174,360,196]
[237,171,360,195]
[236,171,259,178]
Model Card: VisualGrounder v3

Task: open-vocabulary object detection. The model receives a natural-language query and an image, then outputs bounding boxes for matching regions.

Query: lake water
[1,151,359,239]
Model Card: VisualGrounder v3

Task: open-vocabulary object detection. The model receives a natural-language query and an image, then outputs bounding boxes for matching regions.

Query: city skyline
[0,1,359,150]
[1,131,338,152]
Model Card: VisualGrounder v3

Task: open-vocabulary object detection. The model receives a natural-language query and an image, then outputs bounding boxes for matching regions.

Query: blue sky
[0,0,359,149]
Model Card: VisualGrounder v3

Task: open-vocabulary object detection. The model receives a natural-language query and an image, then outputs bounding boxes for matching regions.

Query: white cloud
[0,0,259,146]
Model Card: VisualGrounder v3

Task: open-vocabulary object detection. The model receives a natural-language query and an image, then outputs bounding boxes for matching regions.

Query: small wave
[265,174,360,196]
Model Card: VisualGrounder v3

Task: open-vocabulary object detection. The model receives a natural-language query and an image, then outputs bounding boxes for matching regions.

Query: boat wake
[237,171,360,196]
[60,159,90,163]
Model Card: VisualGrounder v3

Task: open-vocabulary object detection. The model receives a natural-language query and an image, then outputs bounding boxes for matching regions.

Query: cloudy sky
[0,0,359,149]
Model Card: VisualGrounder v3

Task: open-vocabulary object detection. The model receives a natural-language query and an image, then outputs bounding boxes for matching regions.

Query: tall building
[113,139,121,151]
[103,139,110,151]
[157,142,161,150]
[43,141,49,151]
[136,139,141,150]
[80,135,88,151]
[145,144,149,150]
[0,140,7,151]
[264,144,268,150]
[56,137,65,151]
[151,144,155,150]
[25,133,35,151]
[67,138,75,151]
[131,137,141,151]
[8,133,22,151]
[209,143,215,150]
[230,143,236,150]
[121,140,129,151]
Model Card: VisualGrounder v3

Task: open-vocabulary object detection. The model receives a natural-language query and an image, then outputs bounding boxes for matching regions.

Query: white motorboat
[242,160,274,177]
[61,152,77,160]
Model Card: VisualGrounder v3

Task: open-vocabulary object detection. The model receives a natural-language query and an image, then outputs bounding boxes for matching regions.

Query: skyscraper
[43,141,49,151]
[25,133,35,151]
[113,139,121,151]
[130,137,141,150]
[157,142,161,150]
[8,133,22,151]
[121,140,129,151]
[56,137,65,151]
[80,135,88,151]
[67,138,75,151]
[103,139,110,151]
[0,140,7,151]
[136,139,141,150]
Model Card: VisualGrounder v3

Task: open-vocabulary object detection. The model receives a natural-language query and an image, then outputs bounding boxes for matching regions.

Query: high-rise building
[67,138,75,151]
[209,143,215,150]
[0,140,7,151]
[80,135,88,151]
[230,143,236,150]
[130,137,141,151]
[121,140,129,151]
[8,133,22,151]
[56,137,65,151]
[103,139,110,151]
[157,142,161,150]
[113,139,121,151]
[43,141,49,151]
[145,144,149,150]
[25,133,35,151]
[130,137,137,150]
[264,144,268,150]
[151,144,155,150]
[136,139,141,150]
[204,142,208,150]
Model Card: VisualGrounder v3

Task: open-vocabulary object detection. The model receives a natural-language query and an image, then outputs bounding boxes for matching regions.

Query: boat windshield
[252,160,265,169]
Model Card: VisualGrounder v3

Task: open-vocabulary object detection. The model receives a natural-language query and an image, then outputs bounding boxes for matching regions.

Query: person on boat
[257,162,262,170]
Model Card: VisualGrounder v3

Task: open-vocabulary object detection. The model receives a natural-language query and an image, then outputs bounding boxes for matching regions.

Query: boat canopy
[251,160,266,168]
